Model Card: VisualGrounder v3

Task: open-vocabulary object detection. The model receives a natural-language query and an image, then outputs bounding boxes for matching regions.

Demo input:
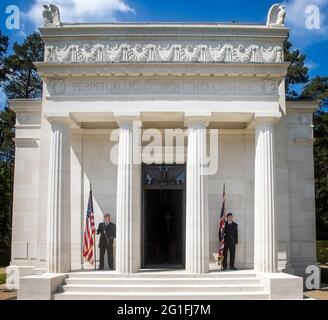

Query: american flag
[82,183,96,265]
[217,183,226,266]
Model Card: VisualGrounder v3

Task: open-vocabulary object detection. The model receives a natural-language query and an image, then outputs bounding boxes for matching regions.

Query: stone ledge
[259,272,303,299]
[17,273,68,300]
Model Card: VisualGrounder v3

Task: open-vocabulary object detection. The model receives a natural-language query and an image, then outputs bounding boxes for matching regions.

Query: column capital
[114,112,141,126]
[184,112,211,127]
[248,112,281,128]
[45,113,79,128]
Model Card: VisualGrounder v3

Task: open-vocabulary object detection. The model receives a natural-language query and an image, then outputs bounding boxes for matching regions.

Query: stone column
[254,118,277,273]
[46,117,71,273]
[185,116,209,274]
[115,115,141,274]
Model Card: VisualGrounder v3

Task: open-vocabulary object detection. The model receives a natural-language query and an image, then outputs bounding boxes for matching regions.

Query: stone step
[65,277,262,286]
[68,271,257,279]
[60,283,264,293]
[55,270,269,300]
[53,291,270,300]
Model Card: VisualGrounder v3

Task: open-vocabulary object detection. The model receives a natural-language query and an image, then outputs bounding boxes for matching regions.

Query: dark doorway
[142,165,185,268]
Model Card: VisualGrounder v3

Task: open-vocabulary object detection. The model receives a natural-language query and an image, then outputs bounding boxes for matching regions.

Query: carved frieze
[45,43,284,64]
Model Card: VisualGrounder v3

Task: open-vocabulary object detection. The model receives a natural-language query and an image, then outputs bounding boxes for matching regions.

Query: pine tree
[301,77,328,239]
[3,32,44,99]
[284,39,309,99]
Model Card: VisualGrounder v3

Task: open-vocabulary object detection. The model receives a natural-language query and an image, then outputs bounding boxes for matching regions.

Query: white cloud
[305,60,319,70]
[285,0,328,47]
[24,0,135,27]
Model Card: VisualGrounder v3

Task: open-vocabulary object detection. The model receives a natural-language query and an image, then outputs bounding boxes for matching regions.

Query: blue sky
[0,0,328,108]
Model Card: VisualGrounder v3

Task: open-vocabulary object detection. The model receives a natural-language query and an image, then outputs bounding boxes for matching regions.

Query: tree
[3,32,44,99]
[284,39,309,99]
[0,31,10,266]
[301,76,328,110]
[0,106,15,266]
[0,31,9,82]
[300,77,328,240]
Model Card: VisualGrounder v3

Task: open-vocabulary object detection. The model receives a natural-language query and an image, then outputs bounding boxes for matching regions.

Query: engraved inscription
[47,78,278,97]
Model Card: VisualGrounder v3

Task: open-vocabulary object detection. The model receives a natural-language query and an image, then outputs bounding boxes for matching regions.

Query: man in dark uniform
[97,213,116,270]
[223,212,238,270]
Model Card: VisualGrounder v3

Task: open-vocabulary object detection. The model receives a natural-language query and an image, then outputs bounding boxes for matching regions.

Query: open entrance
[142,164,186,268]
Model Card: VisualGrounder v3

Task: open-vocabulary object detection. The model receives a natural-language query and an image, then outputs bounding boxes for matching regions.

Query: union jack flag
[82,183,95,265]
[217,183,226,266]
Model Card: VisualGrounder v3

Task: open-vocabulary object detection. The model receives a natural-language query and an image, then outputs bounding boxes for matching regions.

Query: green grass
[0,273,5,285]
[317,240,328,265]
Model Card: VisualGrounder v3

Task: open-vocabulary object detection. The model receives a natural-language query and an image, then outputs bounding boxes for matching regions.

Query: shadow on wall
[73,136,118,269]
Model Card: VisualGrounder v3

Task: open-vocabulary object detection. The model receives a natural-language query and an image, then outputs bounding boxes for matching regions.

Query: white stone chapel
[6,4,318,299]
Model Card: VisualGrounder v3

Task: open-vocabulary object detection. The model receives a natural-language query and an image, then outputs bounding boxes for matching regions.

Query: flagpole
[94,229,97,271]
[90,182,97,271]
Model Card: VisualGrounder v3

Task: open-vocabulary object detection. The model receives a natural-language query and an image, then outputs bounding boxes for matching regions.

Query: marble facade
[6,5,318,299]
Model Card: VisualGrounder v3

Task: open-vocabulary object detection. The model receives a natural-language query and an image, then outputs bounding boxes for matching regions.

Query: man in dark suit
[223,212,238,270]
[97,213,116,270]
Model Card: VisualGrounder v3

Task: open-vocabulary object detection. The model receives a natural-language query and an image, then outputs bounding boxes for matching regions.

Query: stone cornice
[286,100,319,113]
[36,62,289,79]
[39,23,288,40]
[8,99,42,113]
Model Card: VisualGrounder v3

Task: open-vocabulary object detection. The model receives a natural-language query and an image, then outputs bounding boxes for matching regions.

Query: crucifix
[164,212,173,231]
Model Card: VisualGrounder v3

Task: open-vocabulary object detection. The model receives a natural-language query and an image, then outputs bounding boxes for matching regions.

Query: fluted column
[115,116,141,274]
[46,117,71,273]
[254,119,277,273]
[185,116,209,274]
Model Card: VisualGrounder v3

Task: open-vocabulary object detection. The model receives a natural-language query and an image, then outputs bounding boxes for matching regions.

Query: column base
[17,273,67,300]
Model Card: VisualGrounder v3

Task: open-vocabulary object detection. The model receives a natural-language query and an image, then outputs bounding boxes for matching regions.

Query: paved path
[304,284,328,300]
[0,284,16,300]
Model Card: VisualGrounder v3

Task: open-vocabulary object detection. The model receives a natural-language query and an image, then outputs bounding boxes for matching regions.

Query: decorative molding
[14,138,39,148]
[9,99,42,113]
[45,43,284,64]
[297,113,312,125]
[48,79,66,95]
[16,112,30,124]
[293,137,316,145]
